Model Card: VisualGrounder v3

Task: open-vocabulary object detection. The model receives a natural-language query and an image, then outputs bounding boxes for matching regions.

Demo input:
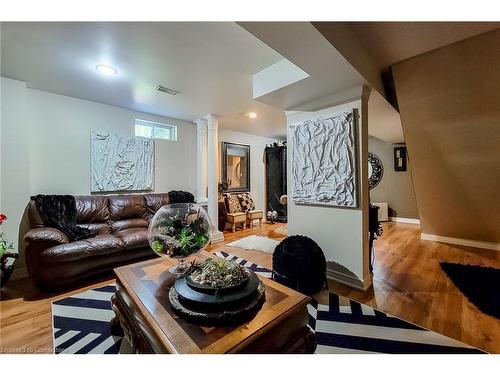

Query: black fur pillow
[168,190,195,204]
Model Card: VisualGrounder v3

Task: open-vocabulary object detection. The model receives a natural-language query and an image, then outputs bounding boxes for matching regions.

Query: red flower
[0,213,6,224]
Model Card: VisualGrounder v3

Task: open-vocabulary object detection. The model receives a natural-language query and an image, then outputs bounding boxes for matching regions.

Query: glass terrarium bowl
[148,203,212,275]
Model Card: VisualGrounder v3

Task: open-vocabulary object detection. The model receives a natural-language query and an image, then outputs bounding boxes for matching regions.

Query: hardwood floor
[330,222,500,354]
[1,221,499,353]
[0,275,115,354]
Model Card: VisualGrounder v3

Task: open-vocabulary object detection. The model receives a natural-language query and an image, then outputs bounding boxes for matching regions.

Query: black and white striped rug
[51,251,482,354]
[52,285,131,354]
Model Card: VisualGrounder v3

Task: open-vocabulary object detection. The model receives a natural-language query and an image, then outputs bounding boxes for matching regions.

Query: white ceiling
[242,22,367,110]
[3,22,495,142]
[0,22,286,138]
[241,22,404,143]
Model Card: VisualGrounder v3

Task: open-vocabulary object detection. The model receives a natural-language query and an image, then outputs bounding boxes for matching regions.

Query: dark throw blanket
[32,195,93,241]
[440,262,500,319]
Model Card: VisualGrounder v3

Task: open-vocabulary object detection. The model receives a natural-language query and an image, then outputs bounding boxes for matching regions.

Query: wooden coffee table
[111,251,316,353]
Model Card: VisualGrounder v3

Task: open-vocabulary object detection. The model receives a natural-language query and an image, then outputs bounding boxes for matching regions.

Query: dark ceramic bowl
[185,268,250,295]
[175,271,260,306]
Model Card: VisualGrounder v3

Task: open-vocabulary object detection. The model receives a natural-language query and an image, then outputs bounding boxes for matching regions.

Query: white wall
[0,78,30,254]
[27,88,197,195]
[1,77,278,261]
[218,128,277,214]
[1,77,198,255]
[286,86,370,285]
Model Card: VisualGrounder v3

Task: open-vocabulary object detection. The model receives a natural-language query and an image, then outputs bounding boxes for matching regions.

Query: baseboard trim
[326,269,372,291]
[210,229,225,244]
[421,233,500,251]
[389,217,420,225]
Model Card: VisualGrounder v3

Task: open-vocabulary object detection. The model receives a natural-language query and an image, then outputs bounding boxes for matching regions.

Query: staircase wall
[391,29,500,244]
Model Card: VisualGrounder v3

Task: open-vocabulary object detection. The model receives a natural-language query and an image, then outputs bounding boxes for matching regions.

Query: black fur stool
[272,235,327,296]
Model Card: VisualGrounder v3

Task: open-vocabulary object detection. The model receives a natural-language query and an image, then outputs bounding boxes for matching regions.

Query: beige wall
[369,136,419,219]
[392,30,500,243]
[312,22,385,98]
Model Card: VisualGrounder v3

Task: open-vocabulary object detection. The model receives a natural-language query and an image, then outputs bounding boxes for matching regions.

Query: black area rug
[440,262,500,319]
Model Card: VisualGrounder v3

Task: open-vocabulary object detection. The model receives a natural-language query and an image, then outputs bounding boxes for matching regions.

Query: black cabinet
[265,145,287,222]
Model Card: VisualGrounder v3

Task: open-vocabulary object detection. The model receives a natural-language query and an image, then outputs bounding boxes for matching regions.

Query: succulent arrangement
[189,258,249,289]
[151,206,210,258]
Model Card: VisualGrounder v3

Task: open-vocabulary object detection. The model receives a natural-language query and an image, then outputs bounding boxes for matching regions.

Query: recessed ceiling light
[95,64,117,76]
[245,112,257,119]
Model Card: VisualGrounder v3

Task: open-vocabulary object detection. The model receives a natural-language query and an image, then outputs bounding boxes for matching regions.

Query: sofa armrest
[24,228,70,289]
[24,227,69,245]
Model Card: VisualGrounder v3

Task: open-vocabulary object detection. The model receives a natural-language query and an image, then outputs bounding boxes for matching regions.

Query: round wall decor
[368,152,383,190]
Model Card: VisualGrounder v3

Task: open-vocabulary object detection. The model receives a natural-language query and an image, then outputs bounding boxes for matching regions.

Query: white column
[205,114,224,243]
[194,118,208,205]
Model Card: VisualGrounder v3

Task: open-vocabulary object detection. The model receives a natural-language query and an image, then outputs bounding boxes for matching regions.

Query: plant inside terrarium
[150,205,210,258]
[188,258,249,289]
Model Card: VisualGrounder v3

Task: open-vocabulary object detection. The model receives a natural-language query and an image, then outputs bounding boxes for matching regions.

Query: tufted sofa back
[76,196,111,234]
[27,193,170,233]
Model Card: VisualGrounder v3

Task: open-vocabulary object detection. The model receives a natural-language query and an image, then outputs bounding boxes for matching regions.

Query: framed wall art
[394,146,407,172]
[291,110,359,208]
[90,131,154,193]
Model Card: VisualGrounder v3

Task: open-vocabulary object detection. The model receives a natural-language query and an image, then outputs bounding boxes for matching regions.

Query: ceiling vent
[156,85,180,96]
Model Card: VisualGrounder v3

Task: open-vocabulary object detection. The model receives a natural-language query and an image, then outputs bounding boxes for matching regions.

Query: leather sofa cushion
[109,195,146,221]
[144,193,169,220]
[115,228,149,250]
[36,248,155,290]
[76,196,109,223]
[42,234,124,262]
[111,218,149,233]
[78,222,111,235]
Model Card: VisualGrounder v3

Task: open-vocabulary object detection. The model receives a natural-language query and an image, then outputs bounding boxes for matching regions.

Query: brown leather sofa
[24,193,170,290]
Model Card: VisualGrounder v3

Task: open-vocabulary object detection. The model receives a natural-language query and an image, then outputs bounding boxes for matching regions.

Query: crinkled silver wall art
[91,132,154,192]
[291,111,357,207]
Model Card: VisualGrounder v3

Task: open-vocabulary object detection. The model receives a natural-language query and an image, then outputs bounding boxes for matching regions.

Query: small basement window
[135,119,177,141]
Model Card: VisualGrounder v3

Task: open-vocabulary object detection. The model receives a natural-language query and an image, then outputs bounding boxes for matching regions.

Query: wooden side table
[226,212,247,232]
[246,210,263,228]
